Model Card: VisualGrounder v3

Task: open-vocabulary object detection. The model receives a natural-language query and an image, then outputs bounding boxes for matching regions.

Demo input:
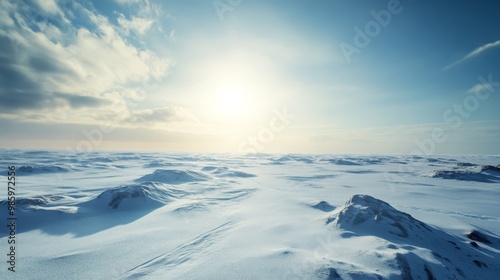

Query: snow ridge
[324,195,499,279]
[135,169,211,184]
[83,182,184,210]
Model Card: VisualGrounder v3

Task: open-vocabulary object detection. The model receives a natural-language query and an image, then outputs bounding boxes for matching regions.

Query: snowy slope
[324,194,498,279]
[0,150,498,279]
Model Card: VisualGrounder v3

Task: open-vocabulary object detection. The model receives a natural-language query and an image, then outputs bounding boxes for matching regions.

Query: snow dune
[81,182,184,210]
[201,166,257,178]
[135,169,211,184]
[309,201,336,212]
[321,194,499,279]
[426,163,500,182]
[15,165,72,175]
[0,151,498,279]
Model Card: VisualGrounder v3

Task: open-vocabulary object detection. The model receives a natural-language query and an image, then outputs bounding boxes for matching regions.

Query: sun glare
[198,53,277,126]
[216,88,246,115]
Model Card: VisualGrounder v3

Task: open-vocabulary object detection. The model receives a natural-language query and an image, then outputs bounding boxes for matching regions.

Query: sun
[215,87,247,116]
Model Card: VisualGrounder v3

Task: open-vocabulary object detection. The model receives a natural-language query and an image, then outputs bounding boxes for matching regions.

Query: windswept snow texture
[15,165,72,175]
[82,182,183,210]
[325,195,499,279]
[326,194,432,238]
[201,166,257,178]
[135,169,210,184]
[310,201,336,212]
[0,150,499,279]
[425,163,500,183]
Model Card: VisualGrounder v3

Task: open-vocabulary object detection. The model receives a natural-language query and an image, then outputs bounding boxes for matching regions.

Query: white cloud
[0,0,189,130]
[126,106,199,125]
[2,8,168,96]
[444,40,500,70]
[0,2,15,27]
[33,0,59,15]
[118,14,153,35]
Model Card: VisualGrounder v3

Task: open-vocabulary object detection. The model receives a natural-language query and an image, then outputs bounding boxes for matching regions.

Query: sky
[0,0,499,154]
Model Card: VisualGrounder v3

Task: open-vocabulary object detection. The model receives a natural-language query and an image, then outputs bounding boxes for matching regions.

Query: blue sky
[0,0,499,154]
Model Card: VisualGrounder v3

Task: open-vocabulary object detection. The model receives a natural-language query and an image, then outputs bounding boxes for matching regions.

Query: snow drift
[326,194,432,239]
[144,161,175,168]
[324,158,361,165]
[0,194,71,212]
[15,165,71,175]
[135,169,210,184]
[325,194,499,279]
[426,164,500,183]
[82,182,183,210]
[309,201,336,212]
[201,166,256,178]
[0,150,498,279]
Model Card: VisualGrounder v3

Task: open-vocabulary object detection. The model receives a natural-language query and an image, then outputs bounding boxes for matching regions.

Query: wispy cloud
[118,14,153,35]
[32,0,59,14]
[444,39,500,70]
[125,106,199,127]
[0,0,188,129]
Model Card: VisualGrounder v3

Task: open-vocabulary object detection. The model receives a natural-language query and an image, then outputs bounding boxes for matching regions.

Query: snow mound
[15,165,71,175]
[0,195,69,210]
[309,201,335,212]
[315,266,381,280]
[83,182,182,210]
[466,229,500,249]
[325,195,500,279]
[426,169,499,183]
[326,194,432,239]
[135,169,210,184]
[201,166,256,178]
[455,162,477,167]
[324,158,361,165]
[0,194,78,236]
[426,163,500,182]
[467,230,492,244]
[286,174,336,181]
[144,161,175,168]
[476,164,500,172]
[93,156,115,163]
[356,157,384,165]
[270,155,315,164]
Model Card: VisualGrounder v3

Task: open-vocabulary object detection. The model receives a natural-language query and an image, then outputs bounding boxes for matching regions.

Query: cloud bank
[0,0,195,129]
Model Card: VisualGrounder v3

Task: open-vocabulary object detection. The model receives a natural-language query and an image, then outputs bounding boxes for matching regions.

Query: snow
[324,194,496,279]
[135,169,211,184]
[425,163,500,183]
[0,150,499,279]
[81,182,182,210]
[11,165,72,175]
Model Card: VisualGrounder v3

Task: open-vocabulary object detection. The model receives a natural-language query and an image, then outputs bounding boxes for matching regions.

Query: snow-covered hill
[0,150,498,279]
[324,194,499,279]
